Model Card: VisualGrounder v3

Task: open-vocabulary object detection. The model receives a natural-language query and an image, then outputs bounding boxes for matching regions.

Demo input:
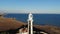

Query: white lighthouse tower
[28,13,33,34]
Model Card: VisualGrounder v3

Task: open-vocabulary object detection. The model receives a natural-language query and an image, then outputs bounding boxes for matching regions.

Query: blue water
[4,14,60,27]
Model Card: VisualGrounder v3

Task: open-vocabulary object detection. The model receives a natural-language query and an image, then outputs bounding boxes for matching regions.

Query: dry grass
[0,17,26,31]
[34,25,60,34]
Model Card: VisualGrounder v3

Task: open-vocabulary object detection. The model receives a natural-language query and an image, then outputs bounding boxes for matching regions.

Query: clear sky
[0,0,60,13]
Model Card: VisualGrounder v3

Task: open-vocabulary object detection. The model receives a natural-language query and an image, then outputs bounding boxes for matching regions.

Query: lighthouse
[28,13,33,34]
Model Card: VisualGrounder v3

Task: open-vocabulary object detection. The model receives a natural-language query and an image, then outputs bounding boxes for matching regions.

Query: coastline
[0,17,60,34]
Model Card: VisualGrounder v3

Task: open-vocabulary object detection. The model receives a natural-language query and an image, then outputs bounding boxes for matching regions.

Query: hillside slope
[0,17,26,31]
[34,25,60,34]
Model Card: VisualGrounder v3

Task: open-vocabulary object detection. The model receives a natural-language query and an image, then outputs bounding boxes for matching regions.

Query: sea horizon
[4,13,60,27]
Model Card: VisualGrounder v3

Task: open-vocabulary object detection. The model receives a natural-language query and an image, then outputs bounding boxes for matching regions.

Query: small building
[16,27,28,34]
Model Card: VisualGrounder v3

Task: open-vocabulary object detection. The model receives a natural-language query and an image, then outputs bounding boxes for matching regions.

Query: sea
[4,13,60,27]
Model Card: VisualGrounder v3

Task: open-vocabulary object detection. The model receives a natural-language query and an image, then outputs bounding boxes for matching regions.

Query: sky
[0,0,60,13]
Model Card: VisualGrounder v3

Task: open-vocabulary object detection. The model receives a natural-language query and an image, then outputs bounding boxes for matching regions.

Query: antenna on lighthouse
[28,12,33,34]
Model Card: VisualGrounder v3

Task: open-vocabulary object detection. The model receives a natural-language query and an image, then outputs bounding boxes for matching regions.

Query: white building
[28,13,33,34]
